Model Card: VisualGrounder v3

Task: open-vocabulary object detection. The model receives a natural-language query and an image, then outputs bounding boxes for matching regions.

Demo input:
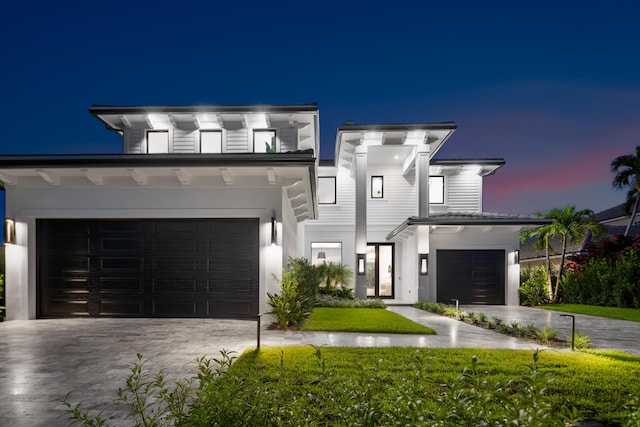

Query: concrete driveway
[0,306,637,426]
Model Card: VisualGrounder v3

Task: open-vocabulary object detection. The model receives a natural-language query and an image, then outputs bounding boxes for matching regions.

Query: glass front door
[366,243,394,298]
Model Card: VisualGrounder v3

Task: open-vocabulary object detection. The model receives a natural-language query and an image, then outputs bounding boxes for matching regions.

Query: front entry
[366,243,394,298]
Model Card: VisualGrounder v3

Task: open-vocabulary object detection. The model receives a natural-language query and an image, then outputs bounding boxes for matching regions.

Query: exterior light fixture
[317,251,326,259]
[270,217,277,246]
[4,218,16,245]
[357,253,366,275]
[514,250,520,264]
[419,253,429,275]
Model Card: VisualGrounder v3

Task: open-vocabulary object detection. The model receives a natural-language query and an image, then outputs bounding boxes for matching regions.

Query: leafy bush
[561,248,640,308]
[317,261,353,290]
[286,257,322,311]
[535,325,558,343]
[573,332,592,350]
[519,266,550,306]
[267,268,309,328]
[315,294,385,308]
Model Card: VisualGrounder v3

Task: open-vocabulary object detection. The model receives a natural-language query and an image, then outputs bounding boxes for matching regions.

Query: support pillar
[354,149,368,299]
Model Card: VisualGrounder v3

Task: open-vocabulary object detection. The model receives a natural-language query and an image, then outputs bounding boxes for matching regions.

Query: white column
[415,143,431,217]
[354,147,368,299]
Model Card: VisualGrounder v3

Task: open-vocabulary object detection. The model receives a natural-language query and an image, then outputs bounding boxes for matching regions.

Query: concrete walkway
[0,306,636,426]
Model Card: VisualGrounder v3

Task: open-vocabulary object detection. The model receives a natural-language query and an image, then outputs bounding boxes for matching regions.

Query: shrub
[267,268,309,328]
[287,257,322,311]
[573,332,592,350]
[519,266,549,306]
[317,261,353,290]
[535,326,558,343]
[315,294,385,308]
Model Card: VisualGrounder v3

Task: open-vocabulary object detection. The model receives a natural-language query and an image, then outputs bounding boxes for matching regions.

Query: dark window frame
[371,175,384,199]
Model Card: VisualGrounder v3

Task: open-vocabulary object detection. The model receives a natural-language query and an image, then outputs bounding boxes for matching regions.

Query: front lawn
[301,307,436,334]
[539,304,640,322]
[186,347,640,426]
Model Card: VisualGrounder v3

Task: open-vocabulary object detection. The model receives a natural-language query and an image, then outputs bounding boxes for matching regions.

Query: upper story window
[200,130,222,153]
[318,176,336,204]
[147,130,169,154]
[371,176,383,199]
[429,176,445,204]
[253,130,277,153]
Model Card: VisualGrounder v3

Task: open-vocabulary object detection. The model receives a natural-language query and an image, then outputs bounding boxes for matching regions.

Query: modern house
[0,104,548,321]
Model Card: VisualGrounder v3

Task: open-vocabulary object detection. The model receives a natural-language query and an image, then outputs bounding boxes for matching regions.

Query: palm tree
[521,224,554,300]
[611,146,640,237]
[528,206,603,303]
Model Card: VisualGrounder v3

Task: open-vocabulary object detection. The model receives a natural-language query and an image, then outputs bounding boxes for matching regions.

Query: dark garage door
[37,219,259,319]
[436,250,505,305]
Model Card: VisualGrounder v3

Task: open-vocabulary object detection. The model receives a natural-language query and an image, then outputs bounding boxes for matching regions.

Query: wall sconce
[357,253,366,275]
[317,251,326,259]
[4,218,16,245]
[270,217,277,246]
[514,250,520,264]
[419,253,429,275]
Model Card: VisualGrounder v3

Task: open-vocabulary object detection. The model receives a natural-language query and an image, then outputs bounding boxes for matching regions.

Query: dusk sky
[1,1,639,216]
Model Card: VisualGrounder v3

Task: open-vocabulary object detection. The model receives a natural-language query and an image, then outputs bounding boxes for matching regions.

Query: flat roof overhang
[387,215,552,240]
[0,151,318,221]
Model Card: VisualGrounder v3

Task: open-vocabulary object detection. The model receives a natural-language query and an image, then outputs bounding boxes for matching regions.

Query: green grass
[539,304,640,322]
[213,347,640,425]
[301,307,436,334]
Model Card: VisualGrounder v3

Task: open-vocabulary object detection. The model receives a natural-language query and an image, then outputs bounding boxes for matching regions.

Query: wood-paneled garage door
[436,250,505,305]
[37,219,259,319]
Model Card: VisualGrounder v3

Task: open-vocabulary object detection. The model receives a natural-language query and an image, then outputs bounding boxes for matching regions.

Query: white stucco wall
[5,185,286,320]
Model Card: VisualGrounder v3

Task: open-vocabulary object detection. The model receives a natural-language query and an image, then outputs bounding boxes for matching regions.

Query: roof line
[89,104,319,116]
[337,122,457,132]
[0,152,316,169]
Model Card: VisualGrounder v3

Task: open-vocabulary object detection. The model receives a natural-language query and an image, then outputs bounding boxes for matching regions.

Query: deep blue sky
[2,0,639,215]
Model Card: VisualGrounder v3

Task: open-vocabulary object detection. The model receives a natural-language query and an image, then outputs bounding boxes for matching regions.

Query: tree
[521,225,554,301]
[527,206,603,303]
[611,146,640,237]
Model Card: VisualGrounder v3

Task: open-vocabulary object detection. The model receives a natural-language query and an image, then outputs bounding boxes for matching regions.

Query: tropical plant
[267,268,310,328]
[519,266,549,306]
[317,261,353,290]
[527,206,603,302]
[611,146,640,236]
[286,257,322,311]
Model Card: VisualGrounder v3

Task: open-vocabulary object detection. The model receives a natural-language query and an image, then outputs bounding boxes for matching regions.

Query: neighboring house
[0,104,548,321]
[519,202,640,271]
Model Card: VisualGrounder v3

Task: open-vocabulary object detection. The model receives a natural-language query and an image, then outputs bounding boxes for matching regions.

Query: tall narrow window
[318,177,336,204]
[254,130,276,153]
[429,176,445,204]
[371,176,383,199]
[147,130,169,153]
[200,130,222,153]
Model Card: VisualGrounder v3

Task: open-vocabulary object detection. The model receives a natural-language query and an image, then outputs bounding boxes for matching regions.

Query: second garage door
[37,218,259,319]
[436,250,505,305]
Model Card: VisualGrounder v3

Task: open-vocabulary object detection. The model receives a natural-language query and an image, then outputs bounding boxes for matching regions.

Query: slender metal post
[257,313,261,349]
[560,314,575,351]
[451,299,459,312]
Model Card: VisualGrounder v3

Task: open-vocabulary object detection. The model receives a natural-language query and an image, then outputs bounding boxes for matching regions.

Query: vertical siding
[447,173,482,212]
[279,127,297,152]
[172,129,196,153]
[226,129,249,153]
[124,129,144,154]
